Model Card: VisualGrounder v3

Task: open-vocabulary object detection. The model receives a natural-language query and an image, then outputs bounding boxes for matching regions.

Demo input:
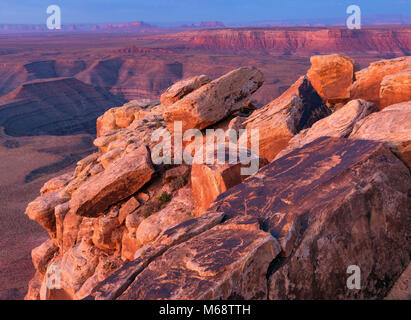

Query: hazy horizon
[0,0,410,25]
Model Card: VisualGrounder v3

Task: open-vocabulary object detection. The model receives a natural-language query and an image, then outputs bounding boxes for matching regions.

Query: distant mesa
[0,77,125,136]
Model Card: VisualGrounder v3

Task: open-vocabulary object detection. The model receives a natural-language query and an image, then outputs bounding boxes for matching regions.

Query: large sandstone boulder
[350,56,411,108]
[25,191,70,238]
[69,145,154,217]
[191,146,268,216]
[379,68,411,109]
[163,66,264,133]
[243,75,331,161]
[160,75,211,107]
[307,54,355,103]
[134,187,194,249]
[88,212,225,300]
[96,99,161,137]
[31,239,59,275]
[118,216,281,300]
[208,137,410,299]
[350,101,411,168]
[275,99,376,160]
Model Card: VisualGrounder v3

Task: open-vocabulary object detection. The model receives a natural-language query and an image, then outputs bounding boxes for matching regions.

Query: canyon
[20,53,411,300]
[0,26,410,299]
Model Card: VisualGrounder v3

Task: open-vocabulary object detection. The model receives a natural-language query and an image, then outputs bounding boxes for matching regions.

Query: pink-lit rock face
[307,54,356,103]
[350,56,411,108]
[350,101,411,168]
[163,66,264,133]
[244,75,330,161]
[22,54,411,301]
[379,68,411,109]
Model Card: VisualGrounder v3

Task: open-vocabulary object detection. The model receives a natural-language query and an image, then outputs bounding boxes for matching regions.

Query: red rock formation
[379,68,411,109]
[23,56,411,301]
[150,27,411,55]
[208,137,411,299]
[350,101,411,168]
[244,75,330,161]
[350,56,411,108]
[163,66,264,132]
[307,54,356,103]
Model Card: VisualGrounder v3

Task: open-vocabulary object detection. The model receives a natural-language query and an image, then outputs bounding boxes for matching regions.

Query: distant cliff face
[154,28,411,55]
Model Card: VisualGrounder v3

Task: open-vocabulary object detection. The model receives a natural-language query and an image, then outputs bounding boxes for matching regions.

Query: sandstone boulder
[118,197,140,224]
[163,67,264,133]
[31,239,59,275]
[96,99,161,137]
[207,137,410,299]
[379,68,411,109]
[92,211,122,253]
[385,263,411,300]
[118,216,281,300]
[275,99,376,159]
[160,75,211,107]
[243,75,330,161]
[135,187,194,248]
[350,101,411,168]
[191,146,268,216]
[40,173,72,195]
[25,272,42,300]
[51,240,100,297]
[69,145,154,217]
[89,212,225,300]
[307,54,355,103]
[25,191,70,238]
[350,56,411,108]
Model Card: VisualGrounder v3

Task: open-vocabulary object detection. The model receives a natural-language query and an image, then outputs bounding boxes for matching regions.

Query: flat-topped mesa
[163,66,264,133]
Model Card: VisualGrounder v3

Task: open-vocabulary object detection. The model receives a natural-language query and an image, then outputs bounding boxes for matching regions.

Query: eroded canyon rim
[22,52,411,300]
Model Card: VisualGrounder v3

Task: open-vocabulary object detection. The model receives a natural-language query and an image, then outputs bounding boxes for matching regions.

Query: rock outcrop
[163,66,264,132]
[349,101,411,168]
[69,145,154,217]
[243,75,331,161]
[191,146,268,216]
[118,216,281,300]
[275,99,376,160]
[379,68,411,109]
[307,54,356,104]
[350,56,411,109]
[160,75,210,107]
[96,99,161,137]
[209,137,410,299]
[24,55,411,301]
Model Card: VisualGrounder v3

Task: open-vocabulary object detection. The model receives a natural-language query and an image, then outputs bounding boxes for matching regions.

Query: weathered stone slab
[69,145,154,217]
[87,212,225,300]
[207,137,410,299]
[118,216,280,300]
[350,101,411,168]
